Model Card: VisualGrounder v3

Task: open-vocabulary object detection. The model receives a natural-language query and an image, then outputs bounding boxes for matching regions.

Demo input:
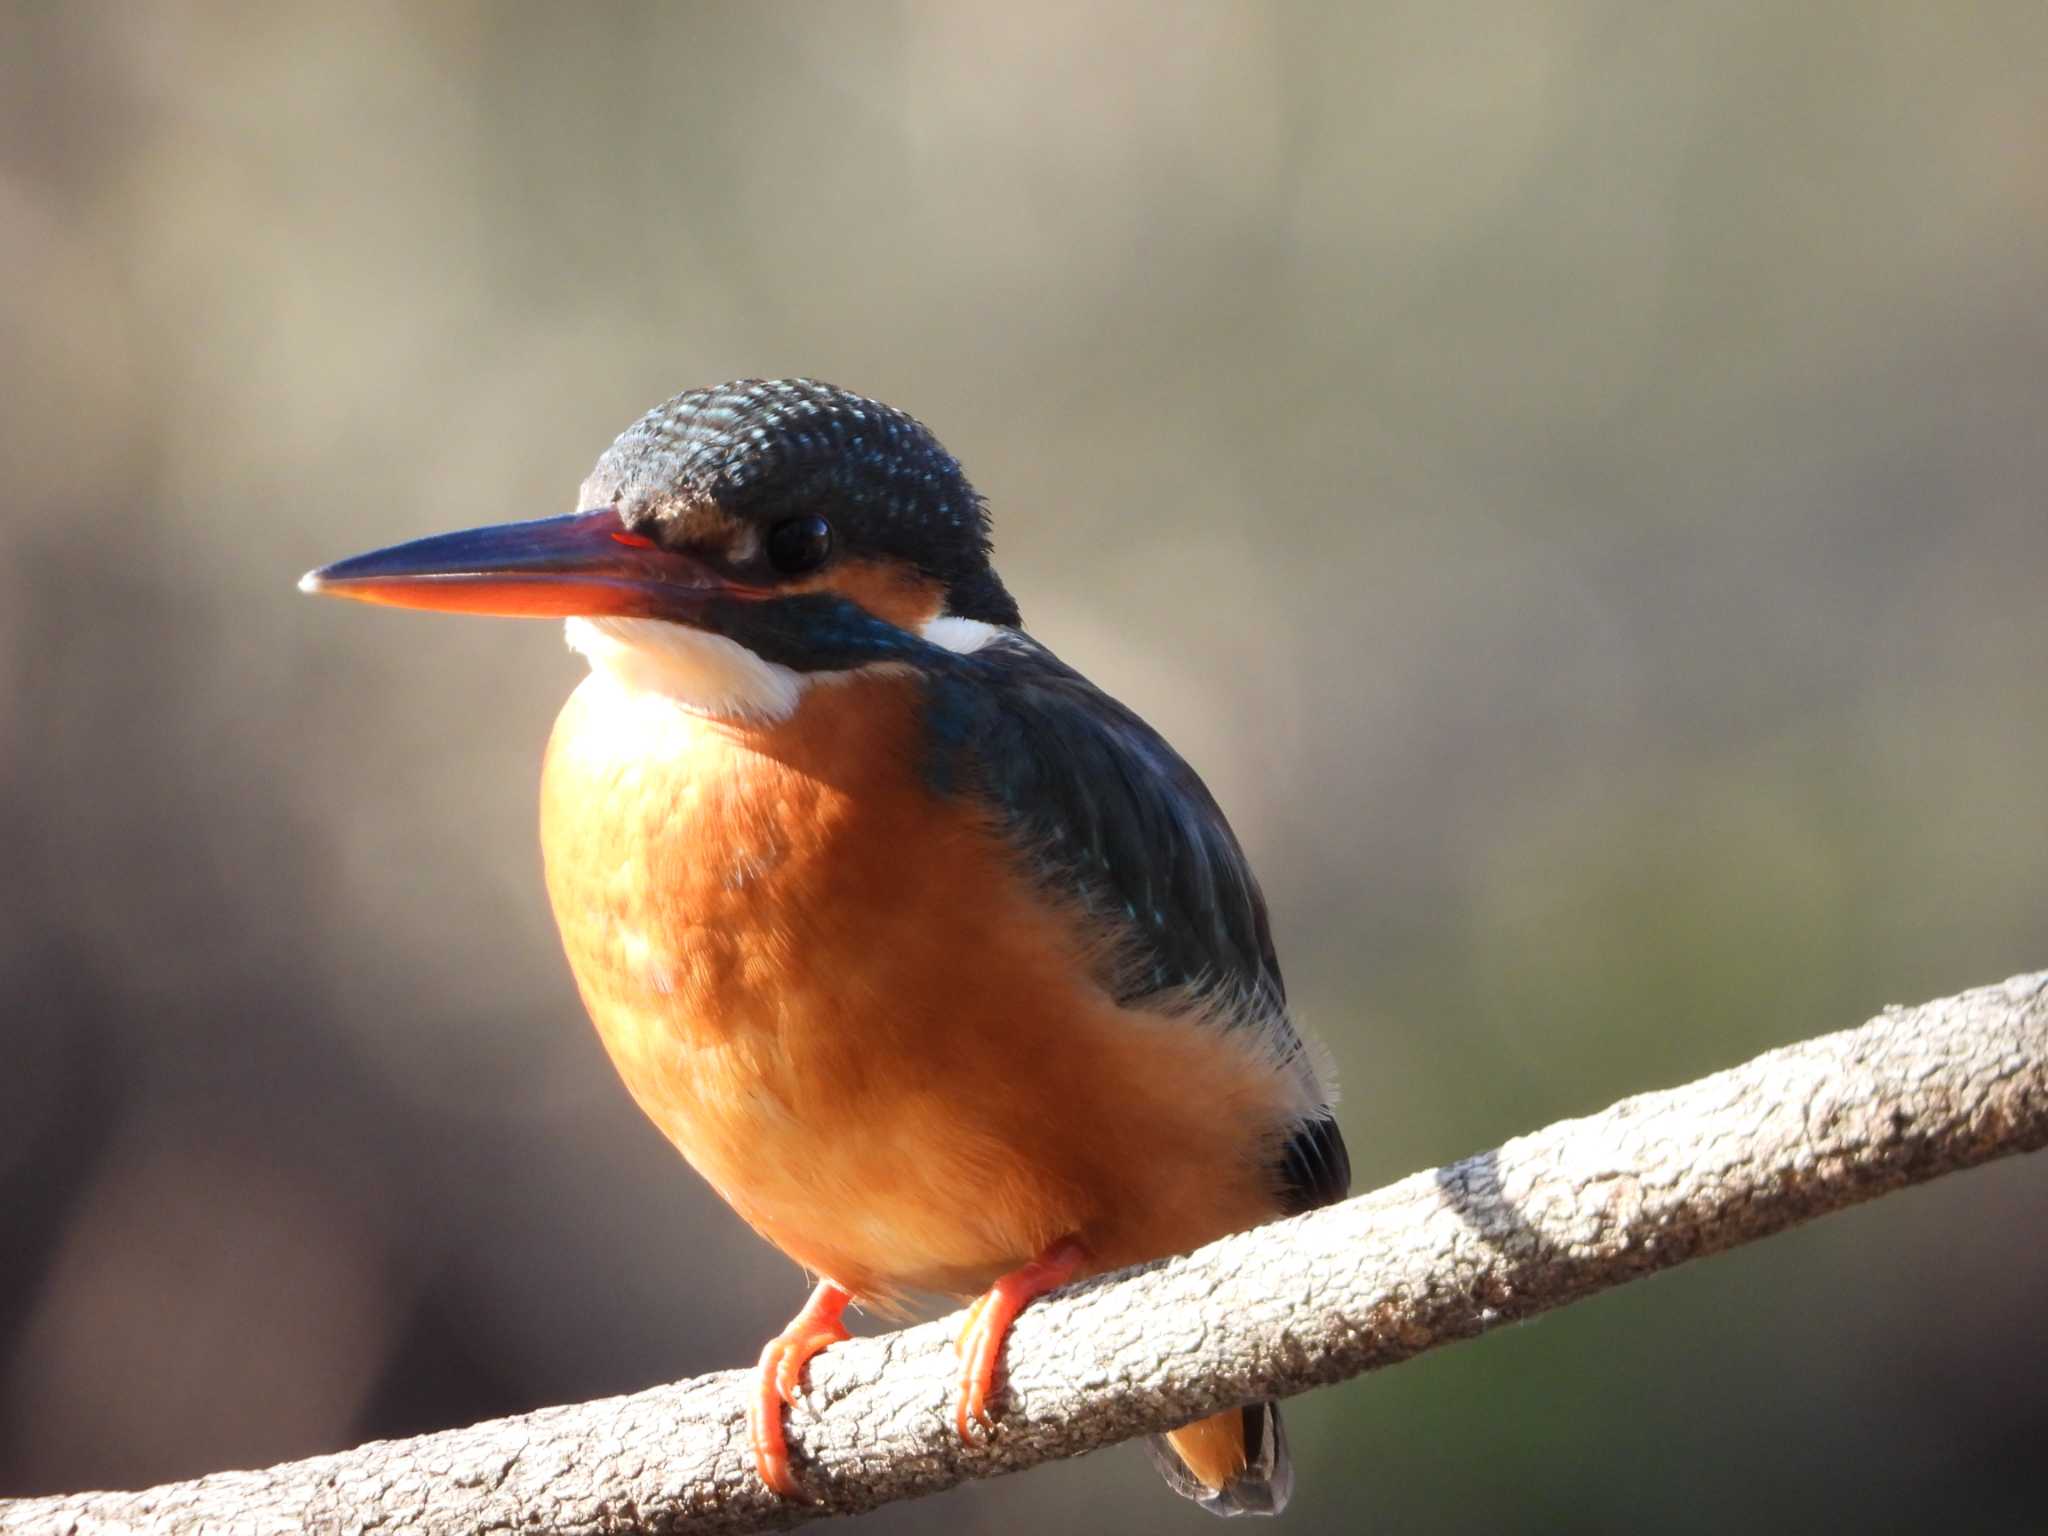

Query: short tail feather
[1143,1401,1292,1518]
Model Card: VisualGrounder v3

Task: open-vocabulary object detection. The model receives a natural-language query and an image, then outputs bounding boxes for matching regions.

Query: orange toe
[952,1291,991,1357]
[746,1280,853,1499]
[953,1239,1087,1444]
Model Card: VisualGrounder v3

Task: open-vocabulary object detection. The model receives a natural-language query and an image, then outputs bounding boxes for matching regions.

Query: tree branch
[8,971,2046,1535]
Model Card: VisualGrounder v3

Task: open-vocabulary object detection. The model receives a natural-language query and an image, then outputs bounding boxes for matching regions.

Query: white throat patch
[563,612,1011,724]
[564,616,805,723]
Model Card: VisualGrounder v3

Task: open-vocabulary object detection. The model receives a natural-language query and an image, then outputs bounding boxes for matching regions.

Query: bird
[300,378,1348,1516]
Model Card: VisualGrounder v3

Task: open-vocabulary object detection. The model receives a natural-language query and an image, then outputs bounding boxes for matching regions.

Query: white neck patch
[564,612,1011,724]
[919,615,1002,655]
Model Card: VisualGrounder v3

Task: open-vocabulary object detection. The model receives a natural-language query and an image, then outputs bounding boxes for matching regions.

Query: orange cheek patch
[791,558,946,631]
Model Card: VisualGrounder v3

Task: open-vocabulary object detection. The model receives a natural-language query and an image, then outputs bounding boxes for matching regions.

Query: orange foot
[748,1279,853,1499]
[953,1238,1088,1443]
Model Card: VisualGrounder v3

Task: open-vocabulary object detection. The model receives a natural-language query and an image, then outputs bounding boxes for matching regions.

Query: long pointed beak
[298,509,745,619]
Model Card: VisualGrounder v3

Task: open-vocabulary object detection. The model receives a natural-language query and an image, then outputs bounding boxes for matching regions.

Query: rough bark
[7,971,2045,1536]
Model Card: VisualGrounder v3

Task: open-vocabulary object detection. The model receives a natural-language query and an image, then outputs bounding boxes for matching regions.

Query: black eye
[764,514,833,575]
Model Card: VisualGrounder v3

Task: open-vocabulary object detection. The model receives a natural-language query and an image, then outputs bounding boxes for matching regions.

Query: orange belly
[539,666,1304,1303]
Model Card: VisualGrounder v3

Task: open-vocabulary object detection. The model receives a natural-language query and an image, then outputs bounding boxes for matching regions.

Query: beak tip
[297,569,325,595]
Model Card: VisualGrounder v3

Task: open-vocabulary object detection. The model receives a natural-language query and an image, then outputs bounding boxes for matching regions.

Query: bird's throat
[564,616,807,724]
[563,611,1009,726]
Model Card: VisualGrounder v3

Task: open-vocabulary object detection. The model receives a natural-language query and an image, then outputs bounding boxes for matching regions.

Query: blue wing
[923,631,1350,1214]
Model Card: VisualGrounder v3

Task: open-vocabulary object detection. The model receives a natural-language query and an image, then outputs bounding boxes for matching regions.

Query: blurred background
[3,3,2045,1531]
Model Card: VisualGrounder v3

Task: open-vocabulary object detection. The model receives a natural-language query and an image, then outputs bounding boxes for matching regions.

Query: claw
[773,1325,848,1406]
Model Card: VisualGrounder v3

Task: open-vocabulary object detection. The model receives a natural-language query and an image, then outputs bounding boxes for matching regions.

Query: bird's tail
[1143,1401,1292,1518]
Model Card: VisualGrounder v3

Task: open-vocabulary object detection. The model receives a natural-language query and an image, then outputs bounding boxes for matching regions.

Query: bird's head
[302,379,1017,718]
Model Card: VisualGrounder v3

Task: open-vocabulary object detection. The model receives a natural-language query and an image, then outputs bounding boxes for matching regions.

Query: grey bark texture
[6,970,2045,1536]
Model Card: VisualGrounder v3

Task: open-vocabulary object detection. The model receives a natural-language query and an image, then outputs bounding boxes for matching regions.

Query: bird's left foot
[953,1238,1088,1442]
[749,1279,853,1499]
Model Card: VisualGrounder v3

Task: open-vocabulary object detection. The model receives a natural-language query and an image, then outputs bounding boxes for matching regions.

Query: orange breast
[539,666,1304,1303]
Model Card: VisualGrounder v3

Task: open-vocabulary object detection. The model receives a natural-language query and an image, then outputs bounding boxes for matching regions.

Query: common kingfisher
[302,379,1348,1516]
